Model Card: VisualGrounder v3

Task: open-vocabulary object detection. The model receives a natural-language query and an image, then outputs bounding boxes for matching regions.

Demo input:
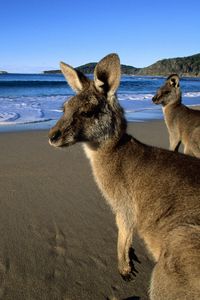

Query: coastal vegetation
[137,53,200,77]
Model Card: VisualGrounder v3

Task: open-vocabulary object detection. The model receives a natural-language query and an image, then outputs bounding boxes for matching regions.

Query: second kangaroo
[49,54,200,300]
[152,74,200,158]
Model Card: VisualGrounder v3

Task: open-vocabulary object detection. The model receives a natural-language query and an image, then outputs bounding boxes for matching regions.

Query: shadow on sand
[123,297,140,300]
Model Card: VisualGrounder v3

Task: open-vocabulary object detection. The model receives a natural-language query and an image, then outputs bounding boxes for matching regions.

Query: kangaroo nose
[152,95,158,103]
[152,95,157,102]
[49,129,62,142]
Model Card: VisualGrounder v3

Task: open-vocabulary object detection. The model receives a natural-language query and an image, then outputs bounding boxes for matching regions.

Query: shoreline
[0,105,199,134]
[0,118,163,133]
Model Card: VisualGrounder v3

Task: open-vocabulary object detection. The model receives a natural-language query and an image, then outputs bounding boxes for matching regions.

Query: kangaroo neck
[83,132,132,161]
[163,102,183,117]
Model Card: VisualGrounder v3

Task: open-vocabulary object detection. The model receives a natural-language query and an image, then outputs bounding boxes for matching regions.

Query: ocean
[0,73,200,132]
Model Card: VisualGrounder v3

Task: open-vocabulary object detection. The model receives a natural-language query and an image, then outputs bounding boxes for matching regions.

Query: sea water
[0,73,200,131]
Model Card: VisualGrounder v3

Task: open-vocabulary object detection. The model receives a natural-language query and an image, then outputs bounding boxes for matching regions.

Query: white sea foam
[0,112,19,122]
[119,92,200,101]
[118,93,154,101]
[183,92,200,98]
[0,92,200,125]
[0,95,66,125]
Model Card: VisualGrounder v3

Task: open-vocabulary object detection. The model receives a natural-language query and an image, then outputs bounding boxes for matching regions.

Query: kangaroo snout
[48,128,62,144]
[152,95,159,104]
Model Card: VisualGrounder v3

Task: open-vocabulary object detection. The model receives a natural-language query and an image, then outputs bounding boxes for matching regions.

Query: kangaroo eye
[80,105,101,118]
[80,111,94,118]
[164,91,170,95]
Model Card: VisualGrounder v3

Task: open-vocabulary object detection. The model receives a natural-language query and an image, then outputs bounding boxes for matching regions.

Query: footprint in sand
[89,255,107,269]
[46,223,68,282]
[0,258,10,299]
[53,223,67,256]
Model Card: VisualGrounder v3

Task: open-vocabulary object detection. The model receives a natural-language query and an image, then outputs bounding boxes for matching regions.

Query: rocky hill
[43,53,200,77]
[76,63,139,74]
[44,63,139,75]
[137,53,200,77]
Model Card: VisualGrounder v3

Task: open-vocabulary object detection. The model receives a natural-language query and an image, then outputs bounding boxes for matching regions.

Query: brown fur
[152,74,200,158]
[49,54,200,299]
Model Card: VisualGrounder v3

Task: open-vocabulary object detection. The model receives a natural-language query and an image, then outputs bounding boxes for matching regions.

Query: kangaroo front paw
[120,271,136,282]
[119,263,138,282]
[119,248,140,282]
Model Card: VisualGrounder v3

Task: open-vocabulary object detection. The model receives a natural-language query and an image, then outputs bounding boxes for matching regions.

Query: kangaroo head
[152,74,181,106]
[49,53,126,148]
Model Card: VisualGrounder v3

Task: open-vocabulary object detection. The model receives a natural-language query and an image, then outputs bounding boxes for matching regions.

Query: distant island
[44,63,138,75]
[44,53,200,77]
[0,71,8,74]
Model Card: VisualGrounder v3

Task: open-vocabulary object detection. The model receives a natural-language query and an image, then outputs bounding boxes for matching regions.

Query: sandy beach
[0,120,181,300]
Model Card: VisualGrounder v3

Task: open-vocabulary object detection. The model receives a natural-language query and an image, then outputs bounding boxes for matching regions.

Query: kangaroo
[152,74,200,158]
[49,54,200,300]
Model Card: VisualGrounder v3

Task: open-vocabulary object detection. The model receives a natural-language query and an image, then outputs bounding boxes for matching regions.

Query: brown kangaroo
[152,74,200,158]
[49,54,200,300]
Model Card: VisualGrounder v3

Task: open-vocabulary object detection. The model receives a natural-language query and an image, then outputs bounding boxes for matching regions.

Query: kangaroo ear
[94,53,121,96]
[167,74,180,88]
[60,62,90,93]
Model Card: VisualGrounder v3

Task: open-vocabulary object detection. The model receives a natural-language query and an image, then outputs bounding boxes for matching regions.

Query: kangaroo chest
[83,144,132,213]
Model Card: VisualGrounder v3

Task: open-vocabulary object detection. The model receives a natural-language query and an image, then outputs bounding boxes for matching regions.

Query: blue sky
[1,0,200,73]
